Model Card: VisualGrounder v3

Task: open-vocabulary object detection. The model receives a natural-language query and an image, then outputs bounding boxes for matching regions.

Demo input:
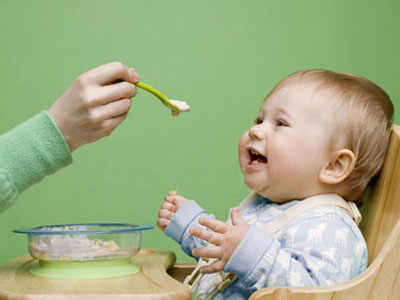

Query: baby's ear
[319,149,356,185]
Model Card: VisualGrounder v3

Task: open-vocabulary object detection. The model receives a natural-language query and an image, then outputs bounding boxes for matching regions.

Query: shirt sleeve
[0,111,72,213]
[224,209,368,293]
[165,200,216,258]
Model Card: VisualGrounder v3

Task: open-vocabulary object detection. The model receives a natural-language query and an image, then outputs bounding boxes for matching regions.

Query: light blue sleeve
[225,209,368,293]
[165,200,216,258]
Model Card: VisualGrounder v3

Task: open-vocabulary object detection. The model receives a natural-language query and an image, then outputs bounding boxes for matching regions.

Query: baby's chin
[244,183,290,204]
[243,177,261,191]
[258,189,316,204]
[242,174,290,203]
[243,179,271,199]
[259,192,292,204]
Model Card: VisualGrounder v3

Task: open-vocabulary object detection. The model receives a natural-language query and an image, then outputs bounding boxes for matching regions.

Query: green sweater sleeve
[0,111,72,213]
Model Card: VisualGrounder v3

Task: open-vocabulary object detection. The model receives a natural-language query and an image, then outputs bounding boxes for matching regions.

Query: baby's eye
[276,119,288,127]
[254,117,263,125]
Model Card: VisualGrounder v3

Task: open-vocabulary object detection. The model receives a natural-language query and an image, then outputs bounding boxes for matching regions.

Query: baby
[157,69,394,299]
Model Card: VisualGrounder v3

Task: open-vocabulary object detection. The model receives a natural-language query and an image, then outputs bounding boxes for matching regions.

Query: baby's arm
[193,209,367,292]
[231,212,367,290]
[157,191,215,258]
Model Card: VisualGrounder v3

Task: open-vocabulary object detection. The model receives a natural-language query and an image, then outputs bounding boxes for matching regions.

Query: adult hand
[190,207,250,274]
[48,62,140,151]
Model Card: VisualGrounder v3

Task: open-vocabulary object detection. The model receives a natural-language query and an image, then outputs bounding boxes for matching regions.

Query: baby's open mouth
[248,148,268,165]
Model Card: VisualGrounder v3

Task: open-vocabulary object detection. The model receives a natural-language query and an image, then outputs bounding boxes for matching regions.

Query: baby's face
[239,82,337,203]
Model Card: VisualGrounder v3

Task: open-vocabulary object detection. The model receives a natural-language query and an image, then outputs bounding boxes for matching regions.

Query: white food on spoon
[169,99,191,112]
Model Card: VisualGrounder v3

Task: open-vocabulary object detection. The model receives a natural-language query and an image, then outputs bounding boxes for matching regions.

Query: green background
[0,0,399,266]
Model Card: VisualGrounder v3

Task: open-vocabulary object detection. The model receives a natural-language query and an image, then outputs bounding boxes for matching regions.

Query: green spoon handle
[136,81,179,112]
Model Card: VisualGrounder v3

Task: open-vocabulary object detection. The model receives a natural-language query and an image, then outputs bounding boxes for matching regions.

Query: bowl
[14,223,153,262]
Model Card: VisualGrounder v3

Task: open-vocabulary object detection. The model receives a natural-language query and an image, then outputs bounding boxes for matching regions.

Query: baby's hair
[269,69,394,206]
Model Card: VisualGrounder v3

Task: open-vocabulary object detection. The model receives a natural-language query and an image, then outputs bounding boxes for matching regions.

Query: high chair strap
[257,194,362,236]
[185,193,362,299]
[184,258,214,291]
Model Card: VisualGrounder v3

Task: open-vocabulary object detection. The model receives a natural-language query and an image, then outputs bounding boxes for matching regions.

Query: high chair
[169,125,400,300]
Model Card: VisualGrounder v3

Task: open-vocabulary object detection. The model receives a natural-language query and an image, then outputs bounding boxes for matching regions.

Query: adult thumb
[231,207,245,225]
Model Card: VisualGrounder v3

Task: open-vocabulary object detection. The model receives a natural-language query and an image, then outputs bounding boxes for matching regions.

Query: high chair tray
[0,249,191,300]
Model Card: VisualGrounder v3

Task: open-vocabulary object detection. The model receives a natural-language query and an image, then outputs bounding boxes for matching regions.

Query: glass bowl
[14,223,153,262]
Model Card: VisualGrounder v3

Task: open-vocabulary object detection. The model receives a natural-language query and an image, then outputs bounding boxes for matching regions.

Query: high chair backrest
[250,125,400,300]
[360,125,400,263]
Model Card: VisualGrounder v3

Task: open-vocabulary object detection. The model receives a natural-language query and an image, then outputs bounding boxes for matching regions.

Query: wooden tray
[0,249,192,300]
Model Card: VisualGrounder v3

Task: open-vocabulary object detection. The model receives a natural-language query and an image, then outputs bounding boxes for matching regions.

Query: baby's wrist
[165,200,206,244]
[224,225,274,278]
[175,199,189,211]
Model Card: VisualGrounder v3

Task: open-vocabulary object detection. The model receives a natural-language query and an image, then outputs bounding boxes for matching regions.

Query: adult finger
[100,112,129,136]
[192,246,221,259]
[168,190,178,196]
[198,217,229,234]
[189,226,223,245]
[95,81,137,105]
[91,99,131,122]
[81,62,139,86]
[231,207,246,226]
[200,260,225,274]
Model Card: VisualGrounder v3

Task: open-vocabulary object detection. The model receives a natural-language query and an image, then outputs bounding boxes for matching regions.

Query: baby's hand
[48,62,140,151]
[189,207,250,274]
[157,190,189,232]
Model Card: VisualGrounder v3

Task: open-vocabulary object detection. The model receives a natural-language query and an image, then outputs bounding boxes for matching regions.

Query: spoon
[136,81,190,116]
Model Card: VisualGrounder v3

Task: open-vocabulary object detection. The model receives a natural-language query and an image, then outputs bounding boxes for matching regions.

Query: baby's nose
[248,125,265,140]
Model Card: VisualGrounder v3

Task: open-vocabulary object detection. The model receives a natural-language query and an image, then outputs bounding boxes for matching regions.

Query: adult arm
[0,62,139,213]
[0,111,72,212]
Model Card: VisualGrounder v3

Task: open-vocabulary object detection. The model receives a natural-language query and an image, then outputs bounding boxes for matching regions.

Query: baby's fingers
[162,201,176,212]
[165,195,186,203]
[198,217,229,234]
[158,208,174,220]
[157,218,169,232]
[168,190,178,196]
[200,260,225,274]
[192,246,221,259]
[189,226,223,245]
[164,194,188,211]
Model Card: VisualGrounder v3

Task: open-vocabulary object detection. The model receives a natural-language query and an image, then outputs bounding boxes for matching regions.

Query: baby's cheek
[268,145,299,178]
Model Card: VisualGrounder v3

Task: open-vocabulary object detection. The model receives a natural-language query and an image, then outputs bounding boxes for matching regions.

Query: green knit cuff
[0,111,72,192]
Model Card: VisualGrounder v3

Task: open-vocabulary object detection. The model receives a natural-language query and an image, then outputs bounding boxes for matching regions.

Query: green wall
[1,0,399,265]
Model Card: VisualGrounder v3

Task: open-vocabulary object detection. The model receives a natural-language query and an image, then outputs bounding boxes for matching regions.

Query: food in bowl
[14,223,153,261]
